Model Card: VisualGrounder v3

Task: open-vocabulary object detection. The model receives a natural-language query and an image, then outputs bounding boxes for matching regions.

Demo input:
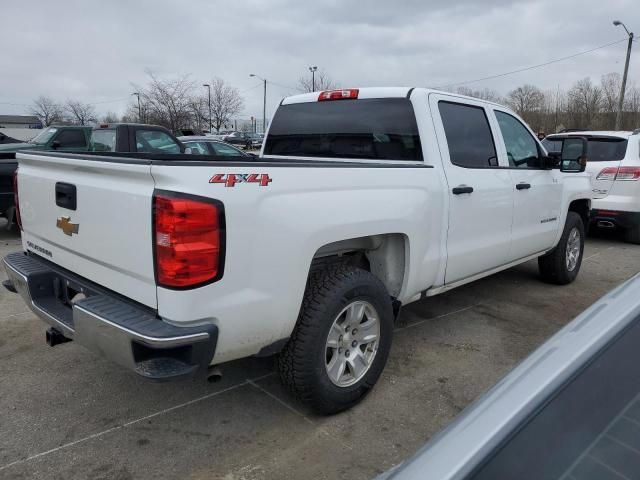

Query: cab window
[135,130,181,153]
[183,141,209,155]
[211,143,244,157]
[438,101,498,168]
[495,111,541,168]
[55,129,87,149]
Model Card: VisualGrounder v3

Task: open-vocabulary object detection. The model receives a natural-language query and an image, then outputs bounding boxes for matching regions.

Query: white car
[4,87,591,414]
[543,130,640,243]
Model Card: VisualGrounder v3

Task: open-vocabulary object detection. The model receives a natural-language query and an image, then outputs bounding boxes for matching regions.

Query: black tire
[624,224,640,245]
[538,211,585,285]
[277,264,393,415]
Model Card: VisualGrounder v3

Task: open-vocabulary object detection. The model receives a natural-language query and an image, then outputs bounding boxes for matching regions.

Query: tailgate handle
[55,182,77,211]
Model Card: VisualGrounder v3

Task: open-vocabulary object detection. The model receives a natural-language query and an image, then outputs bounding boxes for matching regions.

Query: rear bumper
[590,209,640,230]
[3,251,218,381]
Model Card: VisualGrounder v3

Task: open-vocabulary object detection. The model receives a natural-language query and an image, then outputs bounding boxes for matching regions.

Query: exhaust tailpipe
[207,366,223,383]
[597,220,615,229]
[45,327,71,347]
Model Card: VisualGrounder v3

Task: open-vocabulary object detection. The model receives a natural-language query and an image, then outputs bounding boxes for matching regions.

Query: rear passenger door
[491,109,562,259]
[430,94,514,284]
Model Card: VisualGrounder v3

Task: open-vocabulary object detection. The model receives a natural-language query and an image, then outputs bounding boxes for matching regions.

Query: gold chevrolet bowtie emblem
[56,216,79,236]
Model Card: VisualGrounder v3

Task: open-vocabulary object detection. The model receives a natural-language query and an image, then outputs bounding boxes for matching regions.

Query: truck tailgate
[17,153,157,308]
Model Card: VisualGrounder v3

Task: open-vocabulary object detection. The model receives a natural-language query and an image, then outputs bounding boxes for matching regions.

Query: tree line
[450,72,640,133]
[29,70,640,134]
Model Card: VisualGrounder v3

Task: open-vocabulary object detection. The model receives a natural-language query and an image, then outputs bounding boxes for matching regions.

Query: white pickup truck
[3,88,592,414]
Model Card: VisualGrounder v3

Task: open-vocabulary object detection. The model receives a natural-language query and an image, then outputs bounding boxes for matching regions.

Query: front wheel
[538,211,585,285]
[277,264,393,415]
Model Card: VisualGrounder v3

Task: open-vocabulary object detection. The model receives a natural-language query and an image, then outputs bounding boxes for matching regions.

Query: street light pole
[132,92,141,122]
[308,66,318,91]
[249,74,267,134]
[202,83,212,133]
[613,20,634,130]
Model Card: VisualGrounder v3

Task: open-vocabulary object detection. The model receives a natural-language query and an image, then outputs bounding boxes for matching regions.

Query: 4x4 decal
[209,173,272,187]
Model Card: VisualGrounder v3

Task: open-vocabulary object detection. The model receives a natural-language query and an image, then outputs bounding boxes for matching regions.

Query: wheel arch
[568,198,591,229]
[311,233,408,301]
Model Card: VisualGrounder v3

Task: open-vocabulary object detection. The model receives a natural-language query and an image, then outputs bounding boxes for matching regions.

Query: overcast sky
[1,0,638,121]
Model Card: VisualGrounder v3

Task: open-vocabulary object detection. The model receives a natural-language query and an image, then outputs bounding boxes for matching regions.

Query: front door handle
[516,182,531,190]
[452,185,474,195]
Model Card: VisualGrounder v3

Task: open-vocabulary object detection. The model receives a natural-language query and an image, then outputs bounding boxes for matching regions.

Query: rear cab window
[263,98,423,161]
[90,129,117,152]
[135,130,181,154]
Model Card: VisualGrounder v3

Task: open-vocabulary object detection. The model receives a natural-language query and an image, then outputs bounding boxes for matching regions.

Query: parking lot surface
[1,221,639,480]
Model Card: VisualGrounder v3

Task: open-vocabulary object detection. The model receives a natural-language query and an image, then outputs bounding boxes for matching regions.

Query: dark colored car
[178,136,254,158]
[223,131,254,149]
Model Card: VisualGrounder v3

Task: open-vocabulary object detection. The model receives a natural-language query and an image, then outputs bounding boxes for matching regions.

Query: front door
[491,109,562,260]
[430,94,514,284]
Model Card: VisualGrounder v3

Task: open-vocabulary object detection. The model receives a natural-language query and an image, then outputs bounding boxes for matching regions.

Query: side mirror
[183,147,193,155]
[560,137,587,173]
[51,140,61,149]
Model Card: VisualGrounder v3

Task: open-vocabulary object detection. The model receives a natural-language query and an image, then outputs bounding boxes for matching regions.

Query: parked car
[3,87,591,414]
[223,131,254,149]
[543,130,640,244]
[0,125,92,154]
[0,132,21,144]
[178,136,254,158]
[0,126,92,228]
[379,271,640,480]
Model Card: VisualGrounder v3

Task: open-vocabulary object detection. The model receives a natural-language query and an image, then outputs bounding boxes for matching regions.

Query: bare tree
[456,87,502,103]
[189,95,209,132]
[567,78,602,129]
[137,72,195,132]
[600,73,621,129]
[506,85,545,117]
[209,77,243,133]
[30,96,63,126]
[298,70,337,93]
[65,100,97,125]
[101,111,120,123]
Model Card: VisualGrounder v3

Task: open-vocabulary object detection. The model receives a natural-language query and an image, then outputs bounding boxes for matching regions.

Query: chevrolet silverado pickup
[3,88,592,414]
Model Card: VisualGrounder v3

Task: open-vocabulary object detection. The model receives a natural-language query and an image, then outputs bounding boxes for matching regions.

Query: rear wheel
[538,211,585,285]
[624,224,640,245]
[277,264,393,415]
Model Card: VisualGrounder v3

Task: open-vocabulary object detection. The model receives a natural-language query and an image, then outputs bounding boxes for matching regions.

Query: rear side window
[56,130,87,149]
[90,129,117,152]
[585,138,627,162]
[264,98,422,161]
[438,101,497,168]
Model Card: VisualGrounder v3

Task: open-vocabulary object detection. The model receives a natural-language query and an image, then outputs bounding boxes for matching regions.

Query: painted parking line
[0,372,275,473]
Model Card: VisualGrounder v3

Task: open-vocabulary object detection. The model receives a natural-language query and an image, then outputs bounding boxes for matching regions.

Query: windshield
[264,98,423,161]
[29,127,58,145]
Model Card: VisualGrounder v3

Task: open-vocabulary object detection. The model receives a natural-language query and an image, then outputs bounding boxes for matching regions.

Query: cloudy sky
[1,0,638,121]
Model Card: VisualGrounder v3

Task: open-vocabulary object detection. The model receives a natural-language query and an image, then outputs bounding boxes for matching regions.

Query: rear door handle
[452,185,474,195]
[516,183,531,190]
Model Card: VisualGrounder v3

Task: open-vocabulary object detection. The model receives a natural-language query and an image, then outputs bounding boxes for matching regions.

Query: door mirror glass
[560,137,588,172]
[184,147,192,155]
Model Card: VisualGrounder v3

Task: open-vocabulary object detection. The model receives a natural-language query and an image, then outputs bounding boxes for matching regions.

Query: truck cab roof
[281,87,505,107]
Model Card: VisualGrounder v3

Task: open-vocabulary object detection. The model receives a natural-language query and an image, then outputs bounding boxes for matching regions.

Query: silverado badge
[56,216,79,236]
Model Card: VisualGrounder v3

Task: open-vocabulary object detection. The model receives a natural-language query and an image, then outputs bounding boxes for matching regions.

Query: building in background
[0,115,43,129]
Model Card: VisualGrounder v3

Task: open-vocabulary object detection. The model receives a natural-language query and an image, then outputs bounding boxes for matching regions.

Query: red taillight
[153,191,224,289]
[13,169,22,230]
[318,89,359,101]
[596,166,640,181]
[614,166,640,181]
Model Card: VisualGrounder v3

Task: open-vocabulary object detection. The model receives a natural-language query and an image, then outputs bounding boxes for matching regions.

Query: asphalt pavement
[1,221,638,480]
